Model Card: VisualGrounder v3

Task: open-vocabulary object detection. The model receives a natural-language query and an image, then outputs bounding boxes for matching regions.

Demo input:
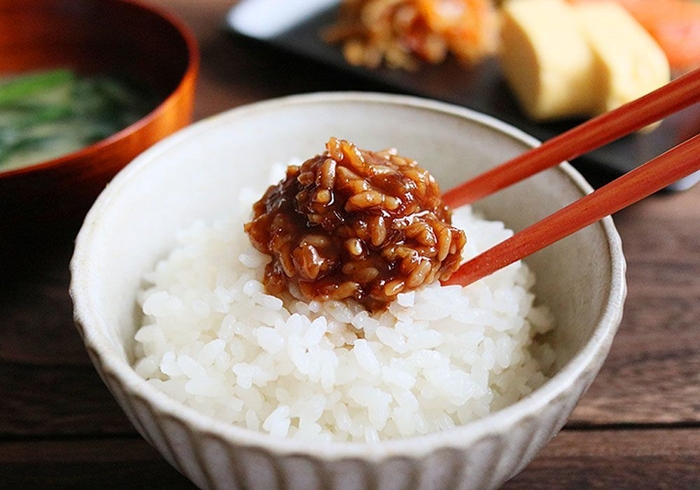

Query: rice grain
[133,172,555,442]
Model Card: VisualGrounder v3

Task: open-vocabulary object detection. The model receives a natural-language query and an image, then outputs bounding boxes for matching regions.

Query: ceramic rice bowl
[70,92,626,490]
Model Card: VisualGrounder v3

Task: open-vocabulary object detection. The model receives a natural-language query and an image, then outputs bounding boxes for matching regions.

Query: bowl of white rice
[70,92,626,490]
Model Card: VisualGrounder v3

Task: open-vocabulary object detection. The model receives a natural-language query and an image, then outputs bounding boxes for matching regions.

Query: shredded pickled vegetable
[325,0,498,70]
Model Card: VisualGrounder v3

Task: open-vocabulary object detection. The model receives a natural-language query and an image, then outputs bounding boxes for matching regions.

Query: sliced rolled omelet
[573,1,670,114]
[499,0,671,122]
[500,0,598,121]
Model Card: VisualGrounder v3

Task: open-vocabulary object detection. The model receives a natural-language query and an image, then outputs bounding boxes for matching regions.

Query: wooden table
[2,1,699,488]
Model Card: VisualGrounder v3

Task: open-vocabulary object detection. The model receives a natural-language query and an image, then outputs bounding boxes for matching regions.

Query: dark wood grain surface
[2,1,699,488]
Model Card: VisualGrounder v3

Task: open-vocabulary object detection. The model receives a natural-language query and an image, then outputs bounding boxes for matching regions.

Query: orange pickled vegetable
[325,0,498,70]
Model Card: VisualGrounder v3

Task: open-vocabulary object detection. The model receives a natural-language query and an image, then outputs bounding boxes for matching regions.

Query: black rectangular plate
[226,0,700,191]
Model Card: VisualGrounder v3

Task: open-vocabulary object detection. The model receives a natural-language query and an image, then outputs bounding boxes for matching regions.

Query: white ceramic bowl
[70,92,626,490]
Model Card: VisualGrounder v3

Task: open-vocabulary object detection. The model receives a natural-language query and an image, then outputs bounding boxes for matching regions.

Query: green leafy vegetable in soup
[0,68,159,170]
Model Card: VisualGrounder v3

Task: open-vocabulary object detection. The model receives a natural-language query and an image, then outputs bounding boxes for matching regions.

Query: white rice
[132,166,555,443]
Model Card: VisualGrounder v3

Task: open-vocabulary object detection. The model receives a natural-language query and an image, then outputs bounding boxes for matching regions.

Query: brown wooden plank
[505,428,700,489]
[0,428,698,489]
[0,226,138,436]
[0,438,195,489]
[0,363,137,436]
[571,314,700,425]
[568,191,700,426]
[0,223,86,366]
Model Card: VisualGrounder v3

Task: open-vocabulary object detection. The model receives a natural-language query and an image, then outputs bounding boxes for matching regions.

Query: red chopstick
[441,67,700,287]
[442,67,700,209]
[444,132,700,286]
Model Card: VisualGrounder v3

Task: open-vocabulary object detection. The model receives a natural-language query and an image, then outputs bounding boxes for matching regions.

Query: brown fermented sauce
[244,138,466,312]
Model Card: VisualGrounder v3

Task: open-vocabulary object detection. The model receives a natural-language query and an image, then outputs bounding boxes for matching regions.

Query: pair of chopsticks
[442,67,700,287]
